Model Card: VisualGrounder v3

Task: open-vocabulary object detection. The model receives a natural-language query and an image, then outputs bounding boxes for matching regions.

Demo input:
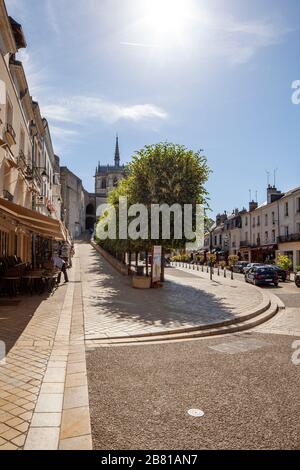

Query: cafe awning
[0,197,66,240]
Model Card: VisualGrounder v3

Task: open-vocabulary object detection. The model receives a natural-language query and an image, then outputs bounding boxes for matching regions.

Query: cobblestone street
[0,241,299,450]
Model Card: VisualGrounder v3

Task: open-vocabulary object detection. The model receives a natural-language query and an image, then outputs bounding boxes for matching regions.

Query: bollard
[218,267,220,276]
[202,265,204,272]
[224,268,226,278]
[193,264,195,270]
[197,263,199,271]
[231,270,234,280]
[207,266,209,273]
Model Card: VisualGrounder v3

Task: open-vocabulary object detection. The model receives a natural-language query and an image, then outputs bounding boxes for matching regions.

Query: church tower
[114,134,120,167]
[94,135,125,205]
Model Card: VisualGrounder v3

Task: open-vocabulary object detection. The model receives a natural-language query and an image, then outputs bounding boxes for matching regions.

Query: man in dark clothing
[53,254,69,284]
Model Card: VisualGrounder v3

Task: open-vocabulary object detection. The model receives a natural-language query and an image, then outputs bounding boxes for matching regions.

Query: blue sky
[5,0,300,216]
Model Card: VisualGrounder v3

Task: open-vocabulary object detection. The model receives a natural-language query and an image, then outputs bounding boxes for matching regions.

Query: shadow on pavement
[83,249,236,329]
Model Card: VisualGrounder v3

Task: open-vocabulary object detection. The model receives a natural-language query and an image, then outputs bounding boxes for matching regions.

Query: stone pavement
[0,242,295,450]
[80,244,264,343]
[174,263,300,338]
[0,257,92,450]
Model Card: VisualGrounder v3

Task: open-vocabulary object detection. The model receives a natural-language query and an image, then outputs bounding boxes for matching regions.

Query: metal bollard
[193,264,195,270]
[197,263,199,271]
[231,270,234,280]
[218,267,220,276]
[202,265,204,272]
[207,266,209,273]
[224,268,226,278]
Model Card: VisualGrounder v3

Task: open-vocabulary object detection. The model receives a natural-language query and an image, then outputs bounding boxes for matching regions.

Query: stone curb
[86,299,279,347]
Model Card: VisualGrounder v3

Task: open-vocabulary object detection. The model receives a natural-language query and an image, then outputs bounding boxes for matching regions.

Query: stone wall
[91,241,129,276]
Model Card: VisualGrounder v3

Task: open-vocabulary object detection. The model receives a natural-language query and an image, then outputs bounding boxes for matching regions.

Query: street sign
[151,245,162,284]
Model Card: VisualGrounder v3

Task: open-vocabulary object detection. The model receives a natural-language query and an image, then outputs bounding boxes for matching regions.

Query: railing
[278,233,300,243]
[5,123,16,144]
[17,151,27,171]
[2,190,14,202]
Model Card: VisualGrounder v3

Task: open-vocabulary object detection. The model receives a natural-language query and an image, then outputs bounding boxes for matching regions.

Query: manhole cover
[188,409,204,417]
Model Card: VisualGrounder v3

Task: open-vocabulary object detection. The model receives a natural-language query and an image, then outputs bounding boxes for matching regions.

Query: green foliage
[277,254,292,271]
[96,142,211,255]
[228,255,239,267]
[207,252,217,265]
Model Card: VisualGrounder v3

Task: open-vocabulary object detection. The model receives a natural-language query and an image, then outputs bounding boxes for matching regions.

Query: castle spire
[114,134,120,167]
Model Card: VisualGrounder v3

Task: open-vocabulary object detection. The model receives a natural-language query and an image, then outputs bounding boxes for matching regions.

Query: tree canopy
[95,142,211,255]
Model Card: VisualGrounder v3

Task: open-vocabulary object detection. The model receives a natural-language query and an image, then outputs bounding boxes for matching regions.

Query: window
[272,211,275,225]
[245,232,248,242]
[297,198,300,213]
[19,128,25,154]
[285,202,289,217]
[219,235,222,245]
[245,217,248,226]
[6,97,13,126]
[214,236,217,245]
[257,216,260,226]
[284,226,289,237]
[253,233,256,244]
[272,230,276,243]
[252,218,255,227]
[101,179,107,189]
[265,231,268,243]
[297,223,300,233]
[265,214,268,226]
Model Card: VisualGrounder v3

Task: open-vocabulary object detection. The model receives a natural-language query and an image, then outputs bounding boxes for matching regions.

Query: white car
[243,263,264,274]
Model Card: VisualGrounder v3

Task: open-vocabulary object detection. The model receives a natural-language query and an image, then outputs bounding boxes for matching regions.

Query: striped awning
[0,197,66,240]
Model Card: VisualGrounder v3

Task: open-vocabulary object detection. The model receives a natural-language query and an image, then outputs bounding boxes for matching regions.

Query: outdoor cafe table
[22,271,45,295]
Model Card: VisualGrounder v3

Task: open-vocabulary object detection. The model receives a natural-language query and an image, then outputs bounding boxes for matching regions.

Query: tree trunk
[146,251,149,277]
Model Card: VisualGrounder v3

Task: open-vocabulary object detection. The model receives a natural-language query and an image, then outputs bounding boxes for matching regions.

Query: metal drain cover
[188,409,204,417]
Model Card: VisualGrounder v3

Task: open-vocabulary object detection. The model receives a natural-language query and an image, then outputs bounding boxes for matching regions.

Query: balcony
[240,240,257,248]
[278,233,300,243]
[5,124,16,147]
[17,151,27,171]
[2,190,14,202]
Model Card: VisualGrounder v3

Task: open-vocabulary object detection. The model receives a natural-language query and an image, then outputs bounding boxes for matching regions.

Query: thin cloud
[43,96,168,124]
[192,9,292,65]
[120,42,160,48]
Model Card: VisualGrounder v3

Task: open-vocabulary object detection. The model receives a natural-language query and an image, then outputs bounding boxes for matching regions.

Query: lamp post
[209,229,213,281]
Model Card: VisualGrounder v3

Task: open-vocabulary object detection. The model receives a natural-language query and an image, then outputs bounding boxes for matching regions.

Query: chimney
[267,184,283,204]
[249,200,258,212]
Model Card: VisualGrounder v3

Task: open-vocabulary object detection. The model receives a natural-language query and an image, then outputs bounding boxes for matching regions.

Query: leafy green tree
[96,142,211,278]
[277,254,292,271]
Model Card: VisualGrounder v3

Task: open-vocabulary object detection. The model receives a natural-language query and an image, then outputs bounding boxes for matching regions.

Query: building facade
[0,0,65,264]
[60,166,87,239]
[205,184,300,270]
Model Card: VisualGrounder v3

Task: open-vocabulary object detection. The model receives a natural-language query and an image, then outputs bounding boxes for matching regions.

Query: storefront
[277,241,300,271]
[0,197,66,267]
[250,244,277,263]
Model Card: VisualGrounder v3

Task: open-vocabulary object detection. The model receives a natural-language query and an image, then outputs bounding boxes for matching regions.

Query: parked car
[295,272,300,288]
[245,266,279,287]
[243,263,264,274]
[232,261,249,273]
[267,265,287,282]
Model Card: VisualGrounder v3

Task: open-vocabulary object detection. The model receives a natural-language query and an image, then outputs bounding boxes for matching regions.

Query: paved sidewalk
[0,256,92,450]
[79,244,264,342]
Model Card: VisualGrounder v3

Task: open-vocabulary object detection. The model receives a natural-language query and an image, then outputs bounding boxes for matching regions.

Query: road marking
[209,338,269,354]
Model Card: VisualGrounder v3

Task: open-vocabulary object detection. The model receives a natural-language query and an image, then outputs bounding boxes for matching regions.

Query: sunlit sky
[5,0,300,216]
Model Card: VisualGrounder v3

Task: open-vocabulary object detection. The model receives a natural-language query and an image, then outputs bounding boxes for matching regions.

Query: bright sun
[142,0,189,45]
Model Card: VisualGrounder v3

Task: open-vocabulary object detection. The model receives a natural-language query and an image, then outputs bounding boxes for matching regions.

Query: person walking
[53,253,69,284]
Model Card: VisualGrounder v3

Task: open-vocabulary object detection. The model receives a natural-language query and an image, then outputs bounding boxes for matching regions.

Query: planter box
[132,276,152,289]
